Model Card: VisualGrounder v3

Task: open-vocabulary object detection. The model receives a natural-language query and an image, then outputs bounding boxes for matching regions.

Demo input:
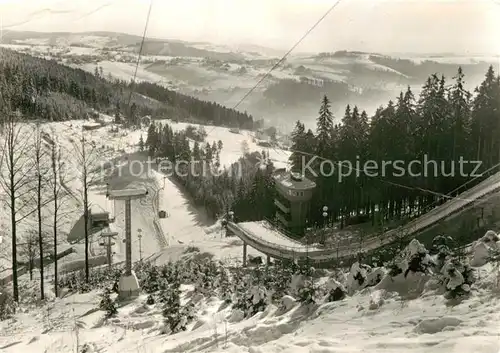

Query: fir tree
[289,121,306,172]
[139,134,145,152]
[316,95,334,158]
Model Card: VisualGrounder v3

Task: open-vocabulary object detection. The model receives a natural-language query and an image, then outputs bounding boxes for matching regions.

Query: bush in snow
[161,279,195,334]
[370,243,400,268]
[296,277,317,304]
[431,234,455,270]
[485,246,500,287]
[325,278,346,302]
[268,265,293,301]
[146,294,155,305]
[366,268,385,287]
[99,287,117,319]
[279,295,297,311]
[233,284,269,317]
[344,261,384,295]
[136,262,162,293]
[59,267,122,294]
[0,289,16,321]
[346,262,381,293]
[387,239,434,279]
[215,267,233,303]
[441,259,475,300]
[471,230,500,267]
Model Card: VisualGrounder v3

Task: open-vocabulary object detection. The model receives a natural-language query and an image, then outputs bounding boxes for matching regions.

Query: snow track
[229,171,500,262]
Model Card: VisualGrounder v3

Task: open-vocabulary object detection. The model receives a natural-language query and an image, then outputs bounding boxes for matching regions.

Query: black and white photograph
[0,0,499,351]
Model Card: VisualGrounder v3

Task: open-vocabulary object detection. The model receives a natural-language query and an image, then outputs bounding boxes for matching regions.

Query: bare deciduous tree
[32,122,53,300]
[72,130,101,283]
[18,231,37,281]
[47,128,72,297]
[0,112,36,302]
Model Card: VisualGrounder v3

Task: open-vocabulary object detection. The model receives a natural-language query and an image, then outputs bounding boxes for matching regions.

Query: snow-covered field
[1,234,500,352]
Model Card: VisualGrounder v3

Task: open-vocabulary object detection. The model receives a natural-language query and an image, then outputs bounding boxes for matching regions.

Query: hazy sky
[0,0,499,54]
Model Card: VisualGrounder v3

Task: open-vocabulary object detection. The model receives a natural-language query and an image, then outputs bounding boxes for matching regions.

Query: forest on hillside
[143,123,275,220]
[0,48,253,128]
[368,56,492,83]
[146,66,500,235]
[290,66,500,227]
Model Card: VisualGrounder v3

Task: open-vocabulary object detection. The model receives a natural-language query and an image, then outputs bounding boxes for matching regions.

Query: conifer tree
[316,95,334,158]
[139,135,145,152]
[289,121,306,172]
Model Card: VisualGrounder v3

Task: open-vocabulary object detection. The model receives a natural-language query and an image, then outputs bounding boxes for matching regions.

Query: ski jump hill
[228,172,500,264]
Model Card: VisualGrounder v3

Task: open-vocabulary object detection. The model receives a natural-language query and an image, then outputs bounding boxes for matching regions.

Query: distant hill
[1,31,496,127]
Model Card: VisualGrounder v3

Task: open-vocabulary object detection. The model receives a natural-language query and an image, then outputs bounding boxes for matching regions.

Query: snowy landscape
[1,227,500,352]
[0,31,497,129]
[0,108,499,353]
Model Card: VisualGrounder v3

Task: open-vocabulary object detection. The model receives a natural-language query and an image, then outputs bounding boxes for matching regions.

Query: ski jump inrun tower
[106,185,148,300]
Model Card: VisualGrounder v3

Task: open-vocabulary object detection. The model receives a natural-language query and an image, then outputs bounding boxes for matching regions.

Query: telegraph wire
[204,0,345,139]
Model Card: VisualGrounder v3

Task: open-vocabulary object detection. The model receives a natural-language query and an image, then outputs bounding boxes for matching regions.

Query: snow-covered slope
[1,235,500,353]
[0,117,287,276]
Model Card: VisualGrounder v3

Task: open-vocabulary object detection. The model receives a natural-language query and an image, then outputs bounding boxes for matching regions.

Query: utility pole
[322,205,328,245]
[137,228,143,261]
[100,231,117,269]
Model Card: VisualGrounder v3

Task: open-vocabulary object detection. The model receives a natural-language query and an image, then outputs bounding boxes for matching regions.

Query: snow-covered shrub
[325,278,346,302]
[365,267,385,288]
[99,288,117,319]
[270,266,293,301]
[345,261,384,294]
[376,240,435,298]
[193,260,220,297]
[346,262,372,293]
[216,267,233,303]
[0,289,15,321]
[372,243,400,267]
[60,267,121,294]
[471,230,500,267]
[297,277,317,304]
[146,294,155,305]
[112,279,119,294]
[161,279,195,334]
[233,283,269,317]
[483,230,500,242]
[185,245,200,253]
[136,263,162,293]
[161,284,182,333]
[442,259,475,300]
[388,239,434,278]
[431,235,455,270]
[160,263,182,285]
[290,272,306,295]
[279,295,296,311]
